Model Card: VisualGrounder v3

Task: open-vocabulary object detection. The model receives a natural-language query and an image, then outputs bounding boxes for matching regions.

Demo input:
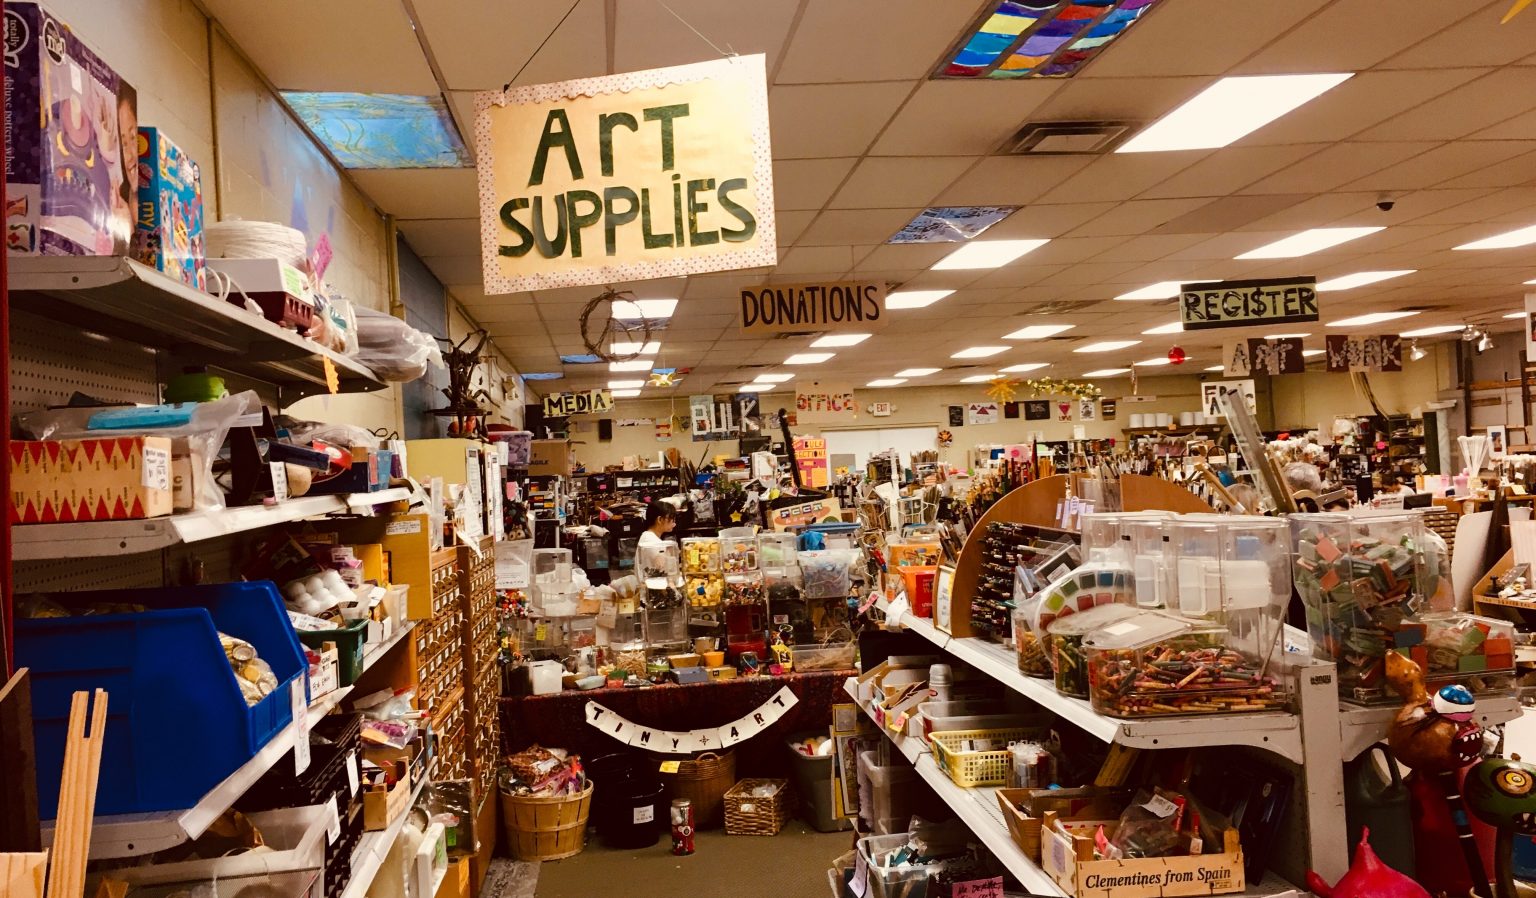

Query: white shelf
[1339,691,1523,760]
[880,600,1304,762]
[13,487,411,559]
[341,760,436,898]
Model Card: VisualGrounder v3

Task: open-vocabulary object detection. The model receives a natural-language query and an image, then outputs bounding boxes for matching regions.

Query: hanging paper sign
[543,389,614,417]
[739,280,886,335]
[690,394,739,441]
[966,402,999,425]
[476,55,777,293]
[1325,334,1402,373]
[1179,276,1318,331]
[769,496,843,531]
[1225,337,1306,377]
[1201,380,1258,418]
[584,687,799,753]
[793,437,829,489]
[1078,398,1098,422]
[1024,400,1049,421]
[795,383,858,424]
[735,393,763,432]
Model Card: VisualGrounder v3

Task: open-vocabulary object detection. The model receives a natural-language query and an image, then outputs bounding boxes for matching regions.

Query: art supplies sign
[542,389,613,416]
[1224,338,1305,376]
[1179,276,1318,331]
[476,56,776,293]
[586,686,799,753]
[739,280,886,336]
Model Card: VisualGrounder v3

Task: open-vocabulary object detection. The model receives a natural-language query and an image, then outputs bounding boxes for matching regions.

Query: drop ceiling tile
[853,243,959,274]
[773,0,980,83]
[1066,199,1216,238]
[1037,263,1143,288]
[829,157,977,210]
[1244,69,1491,149]
[1240,142,1437,195]
[1354,68,1536,142]
[349,169,480,220]
[414,0,607,90]
[774,210,819,247]
[771,245,858,276]
[458,303,543,324]
[683,273,769,300]
[1344,141,1532,192]
[1151,195,1311,235]
[964,265,1073,290]
[1380,2,1536,70]
[451,286,533,306]
[1373,188,1506,225]
[1072,0,1329,78]
[1235,0,1475,73]
[613,0,797,72]
[871,80,1062,156]
[421,255,484,287]
[797,209,921,247]
[1034,154,1201,205]
[769,83,912,159]
[203,0,437,92]
[773,158,859,210]
[1087,233,1214,263]
[398,219,481,258]
[934,156,1098,207]
[1434,149,1536,190]
[1030,75,1210,123]
[1139,145,1328,199]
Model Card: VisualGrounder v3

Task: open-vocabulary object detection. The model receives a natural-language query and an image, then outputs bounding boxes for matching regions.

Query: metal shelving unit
[340,760,437,898]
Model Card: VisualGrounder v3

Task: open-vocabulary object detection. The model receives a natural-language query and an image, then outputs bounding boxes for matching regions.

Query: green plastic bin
[296,618,370,684]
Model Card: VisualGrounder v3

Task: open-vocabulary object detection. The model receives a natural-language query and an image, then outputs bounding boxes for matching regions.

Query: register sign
[1179,276,1318,331]
[476,56,777,293]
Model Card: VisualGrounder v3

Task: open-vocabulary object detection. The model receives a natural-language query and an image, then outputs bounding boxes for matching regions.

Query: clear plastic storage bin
[758,531,798,577]
[1085,610,1290,717]
[682,537,720,574]
[1165,516,1291,663]
[799,550,853,600]
[720,528,760,575]
[1047,604,1140,698]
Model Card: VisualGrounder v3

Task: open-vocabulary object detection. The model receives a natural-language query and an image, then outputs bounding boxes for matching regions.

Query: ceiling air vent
[1002,121,1135,156]
[772,331,820,340]
[1024,300,1100,316]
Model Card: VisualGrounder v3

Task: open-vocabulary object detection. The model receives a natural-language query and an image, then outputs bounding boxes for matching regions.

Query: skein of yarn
[205,220,311,269]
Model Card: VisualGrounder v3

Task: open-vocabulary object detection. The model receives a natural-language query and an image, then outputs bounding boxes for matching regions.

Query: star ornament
[986,376,1019,404]
[1505,0,1535,23]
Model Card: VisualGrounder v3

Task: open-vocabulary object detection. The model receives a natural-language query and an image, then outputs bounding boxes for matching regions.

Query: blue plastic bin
[16,581,307,817]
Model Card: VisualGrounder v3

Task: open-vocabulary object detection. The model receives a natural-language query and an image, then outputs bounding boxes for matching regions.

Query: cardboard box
[204,258,316,331]
[435,857,471,898]
[132,127,205,289]
[4,2,136,257]
[10,436,174,523]
[527,440,575,478]
[363,767,412,831]
[1041,816,1246,898]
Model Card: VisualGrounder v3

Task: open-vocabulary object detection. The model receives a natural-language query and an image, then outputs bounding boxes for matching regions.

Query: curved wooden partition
[1118,473,1214,514]
[948,475,1070,638]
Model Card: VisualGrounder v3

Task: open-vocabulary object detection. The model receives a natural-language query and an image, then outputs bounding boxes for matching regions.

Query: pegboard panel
[166,533,249,586]
[14,554,167,593]
[11,308,163,410]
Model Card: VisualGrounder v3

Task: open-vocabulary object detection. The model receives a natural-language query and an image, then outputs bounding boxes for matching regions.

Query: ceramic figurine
[1306,827,1431,898]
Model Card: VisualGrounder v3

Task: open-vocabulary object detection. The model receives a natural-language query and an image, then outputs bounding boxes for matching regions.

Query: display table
[499,669,857,774]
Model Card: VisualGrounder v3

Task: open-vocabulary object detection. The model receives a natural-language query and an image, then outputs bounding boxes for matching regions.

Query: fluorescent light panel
[1302,349,1325,357]
[611,389,642,398]
[737,384,765,393]
[1329,310,1420,327]
[810,333,870,348]
[1316,270,1415,291]
[1084,368,1130,376]
[1142,322,1183,335]
[1456,224,1536,251]
[1204,365,1224,372]
[952,346,1009,358]
[609,360,652,371]
[1506,312,1526,320]
[1004,324,1074,339]
[611,298,678,319]
[785,352,835,365]
[960,374,997,383]
[932,238,1049,270]
[1264,332,1311,339]
[1135,357,1176,367]
[608,379,645,388]
[896,368,940,377]
[753,373,794,383]
[1115,281,1184,301]
[1074,340,1141,353]
[867,378,907,387]
[609,341,660,355]
[1000,362,1048,373]
[1236,227,1383,260]
[1118,73,1353,153]
[886,290,954,310]
[1399,325,1464,337]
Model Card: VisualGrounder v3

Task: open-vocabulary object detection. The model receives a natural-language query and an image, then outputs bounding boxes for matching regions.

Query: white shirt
[638,530,666,548]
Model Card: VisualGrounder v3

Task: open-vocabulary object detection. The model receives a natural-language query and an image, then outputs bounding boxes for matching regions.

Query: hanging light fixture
[1478,329,1495,353]
[1409,340,1427,361]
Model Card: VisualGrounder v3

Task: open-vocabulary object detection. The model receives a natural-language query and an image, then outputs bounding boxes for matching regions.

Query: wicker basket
[499,782,593,861]
[723,778,792,835]
[659,750,736,829]
[929,727,1050,788]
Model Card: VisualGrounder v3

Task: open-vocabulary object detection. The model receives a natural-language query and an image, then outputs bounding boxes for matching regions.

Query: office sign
[1225,338,1305,376]
[476,56,777,293]
[543,389,613,416]
[1325,334,1402,373]
[795,383,857,424]
[1179,276,1318,331]
[739,280,886,335]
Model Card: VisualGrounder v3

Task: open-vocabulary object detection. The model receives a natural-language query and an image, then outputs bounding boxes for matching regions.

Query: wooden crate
[1041,817,1245,898]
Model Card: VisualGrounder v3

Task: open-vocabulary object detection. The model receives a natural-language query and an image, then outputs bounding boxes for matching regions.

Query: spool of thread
[206,219,310,269]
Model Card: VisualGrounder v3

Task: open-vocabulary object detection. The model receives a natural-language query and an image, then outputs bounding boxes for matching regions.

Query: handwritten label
[291,679,311,776]
[385,519,422,535]
[632,805,655,825]
[952,877,1005,898]
[141,444,171,491]
[659,760,681,774]
[269,462,289,502]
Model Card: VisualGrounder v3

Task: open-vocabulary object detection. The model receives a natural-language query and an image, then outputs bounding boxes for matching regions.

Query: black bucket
[587,752,663,849]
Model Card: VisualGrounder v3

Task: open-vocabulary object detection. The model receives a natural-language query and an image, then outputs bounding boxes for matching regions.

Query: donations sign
[476,56,776,293]
[739,281,886,335]
[1179,276,1318,331]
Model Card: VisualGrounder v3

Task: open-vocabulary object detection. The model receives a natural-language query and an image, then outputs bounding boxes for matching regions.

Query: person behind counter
[638,500,678,550]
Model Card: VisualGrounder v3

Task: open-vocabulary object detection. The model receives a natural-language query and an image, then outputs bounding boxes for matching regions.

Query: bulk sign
[475,56,777,293]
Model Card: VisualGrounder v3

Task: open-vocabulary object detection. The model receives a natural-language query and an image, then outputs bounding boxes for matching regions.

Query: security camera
[1376,199,1395,212]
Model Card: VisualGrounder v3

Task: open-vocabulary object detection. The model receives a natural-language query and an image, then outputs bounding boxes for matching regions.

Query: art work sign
[1024,400,1050,421]
[476,56,776,293]
[795,384,857,424]
[1078,398,1098,421]
[1325,334,1402,373]
[1200,380,1258,418]
[542,389,613,416]
[739,280,886,335]
[966,402,999,425]
[769,496,843,530]
[586,686,799,753]
[1224,338,1306,377]
[1179,276,1318,331]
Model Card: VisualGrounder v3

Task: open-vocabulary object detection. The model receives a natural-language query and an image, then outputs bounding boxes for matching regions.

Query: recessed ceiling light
[737,384,769,393]
[1117,73,1353,153]
[753,373,794,383]
[1074,340,1141,353]
[608,379,645,389]
[1142,322,1184,335]
[1114,282,1184,301]
[1525,279,1536,286]
[1000,362,1048,373]
[1204,365,1224,372]
[1329,310,1420,327]
[952,346,1010,359]
[960,374,997,383]
[1302,349,1325,357]
[886,289,954,310]
[810,333,870,348]
[867,378,908,387]
[1455,224,1536,251]
[1084,368,1131,377]
[1399,324,1465,337]
[523,372,564,381]
[609,359,653,371]
[1264,332,1311,339]
[611,298,678,319]
[1004,324,1075,339]
[611,388,642,398]
[896,368,940,377]
[1506,312,1526,320]
[785,352,835,365]
[1134,357,1177,367]
[1316,270,1415,291]
[1236,227,1383,260]
[609,341,661,355]
[932,238,1050,270]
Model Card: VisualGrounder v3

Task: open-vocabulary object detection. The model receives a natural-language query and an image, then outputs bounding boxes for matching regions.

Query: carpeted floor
[483,821,851,898]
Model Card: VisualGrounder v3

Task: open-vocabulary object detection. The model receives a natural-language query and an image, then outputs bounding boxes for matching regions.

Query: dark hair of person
[645,502,677,528]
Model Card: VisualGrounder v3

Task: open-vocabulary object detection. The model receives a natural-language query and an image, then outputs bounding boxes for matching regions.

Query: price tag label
[347,752,360,796]
[323,356,340,395]
[850,848,870,897]
[632,805,655,824]
[326,794,342,844]
[291,679,311,775]
[270,462,289,502]
[658,760,681,774]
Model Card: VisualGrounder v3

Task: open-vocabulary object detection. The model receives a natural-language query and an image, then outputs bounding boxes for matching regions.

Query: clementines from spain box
[10,436,174,523]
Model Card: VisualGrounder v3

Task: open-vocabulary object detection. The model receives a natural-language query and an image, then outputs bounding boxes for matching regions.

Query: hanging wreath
[1024,377,1102,400]
[986,376,1019,404]
[579,288,655,362]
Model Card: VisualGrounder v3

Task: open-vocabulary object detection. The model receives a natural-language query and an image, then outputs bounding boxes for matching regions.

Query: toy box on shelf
[9,435,174,523]
[133,127,206,289]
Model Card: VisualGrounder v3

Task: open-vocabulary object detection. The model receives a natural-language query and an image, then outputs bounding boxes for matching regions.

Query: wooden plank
[0,670,40,852]
[1119,472,1216,514]
[0,852,48,898]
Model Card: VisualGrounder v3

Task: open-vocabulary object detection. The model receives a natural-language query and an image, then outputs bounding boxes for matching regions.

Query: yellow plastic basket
[929,727,1050,788]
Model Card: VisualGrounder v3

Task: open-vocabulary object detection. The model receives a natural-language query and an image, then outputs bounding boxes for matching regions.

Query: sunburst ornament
[648,371,679,387]
[1504,0,1535,23]
[986,376,1019,404]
